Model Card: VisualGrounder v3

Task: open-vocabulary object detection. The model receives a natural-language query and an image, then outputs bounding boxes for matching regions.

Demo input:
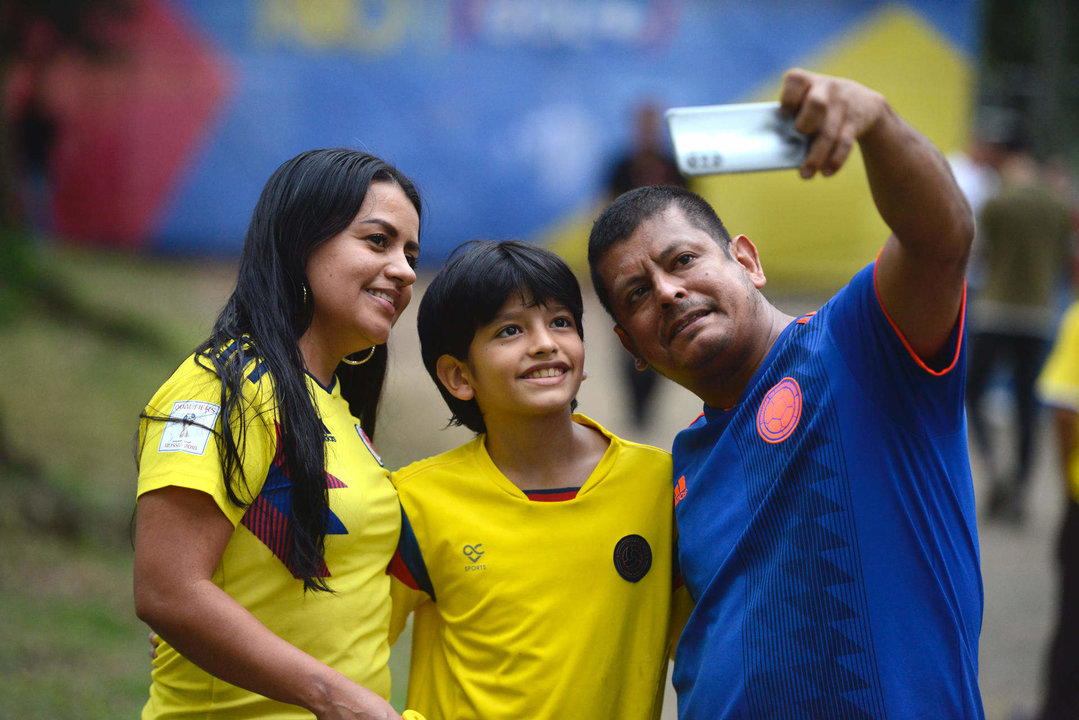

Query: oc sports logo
[463,543,486,572]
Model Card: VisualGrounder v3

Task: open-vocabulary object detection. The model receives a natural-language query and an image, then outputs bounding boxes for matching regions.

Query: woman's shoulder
[147,342,276,415]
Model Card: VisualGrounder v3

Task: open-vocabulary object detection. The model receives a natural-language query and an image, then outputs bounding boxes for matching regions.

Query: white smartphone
[665,101,809,175]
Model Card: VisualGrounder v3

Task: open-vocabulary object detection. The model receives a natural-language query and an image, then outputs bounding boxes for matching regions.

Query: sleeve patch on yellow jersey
[158,400,221,456]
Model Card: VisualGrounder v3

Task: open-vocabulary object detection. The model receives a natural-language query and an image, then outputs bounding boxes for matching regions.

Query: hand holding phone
[665,101,808,176]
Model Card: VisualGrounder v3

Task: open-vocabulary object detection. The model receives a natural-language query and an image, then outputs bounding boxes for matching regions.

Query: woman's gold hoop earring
[302,284,308,306]
[341,346,377,366]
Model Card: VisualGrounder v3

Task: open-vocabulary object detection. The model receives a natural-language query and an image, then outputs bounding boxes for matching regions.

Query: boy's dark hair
[417,240,584,434]
[588,184,731,315]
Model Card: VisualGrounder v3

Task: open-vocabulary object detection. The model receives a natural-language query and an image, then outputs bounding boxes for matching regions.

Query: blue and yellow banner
[24,0,977,292]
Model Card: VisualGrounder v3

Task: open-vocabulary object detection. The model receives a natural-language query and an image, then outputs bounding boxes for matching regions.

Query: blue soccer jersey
[671,263,984,719]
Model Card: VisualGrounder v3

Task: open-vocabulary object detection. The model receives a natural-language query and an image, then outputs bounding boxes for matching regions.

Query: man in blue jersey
[588,68,984,719]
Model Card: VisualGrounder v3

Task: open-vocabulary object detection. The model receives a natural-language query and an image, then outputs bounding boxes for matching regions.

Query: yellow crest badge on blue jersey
[355,424,383,466]
[756,376,802,444]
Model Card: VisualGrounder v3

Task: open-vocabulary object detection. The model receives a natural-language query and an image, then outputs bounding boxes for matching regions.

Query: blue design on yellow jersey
[393,506,436,600]
[240,425,350,579]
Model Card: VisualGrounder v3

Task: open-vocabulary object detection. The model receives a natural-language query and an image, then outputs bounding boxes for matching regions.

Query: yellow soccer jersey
[1038,301,1079,503]
[389,414,678,720]
[137,348,399,718]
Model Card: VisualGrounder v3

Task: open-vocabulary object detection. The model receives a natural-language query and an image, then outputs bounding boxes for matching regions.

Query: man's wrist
[858,93,895,147]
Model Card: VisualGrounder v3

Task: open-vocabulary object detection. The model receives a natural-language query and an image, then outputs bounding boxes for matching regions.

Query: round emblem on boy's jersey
[756,377,802,444]
[613,534,652,582]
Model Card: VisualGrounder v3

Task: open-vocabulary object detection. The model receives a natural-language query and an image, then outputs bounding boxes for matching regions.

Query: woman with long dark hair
[133,149,420,719]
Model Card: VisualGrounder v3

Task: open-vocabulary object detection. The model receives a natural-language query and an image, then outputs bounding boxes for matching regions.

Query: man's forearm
[860,104,973,264]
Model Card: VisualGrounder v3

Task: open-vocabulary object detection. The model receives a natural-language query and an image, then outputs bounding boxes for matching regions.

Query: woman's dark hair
[417,240,584,434]
[588,184,730,316]
[140,148,421,592]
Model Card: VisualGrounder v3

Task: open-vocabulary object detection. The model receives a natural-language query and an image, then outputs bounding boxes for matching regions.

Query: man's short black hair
[417,240,585,434]
[588,185,731,315]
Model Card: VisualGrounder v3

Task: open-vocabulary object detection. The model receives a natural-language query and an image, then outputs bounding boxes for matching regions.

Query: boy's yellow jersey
[389,414,684,720]
[137,349,399,718]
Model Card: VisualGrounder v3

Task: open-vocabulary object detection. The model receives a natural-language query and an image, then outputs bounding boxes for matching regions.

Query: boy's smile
[438,293,585,427]
[522,363,569,381]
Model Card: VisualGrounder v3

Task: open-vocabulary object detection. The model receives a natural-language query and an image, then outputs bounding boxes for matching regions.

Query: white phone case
[665,101,808,176]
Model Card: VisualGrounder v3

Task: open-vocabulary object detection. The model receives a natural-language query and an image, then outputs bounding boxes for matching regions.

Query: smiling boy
[387,240,684,720]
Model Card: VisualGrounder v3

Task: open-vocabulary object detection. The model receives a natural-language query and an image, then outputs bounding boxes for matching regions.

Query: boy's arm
[667,521,694,659]
[387,501,436,645]
[388,574,430,646]
[668,583,694,660]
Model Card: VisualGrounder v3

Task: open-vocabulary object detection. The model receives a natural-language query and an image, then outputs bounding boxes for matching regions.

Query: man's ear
[435,355,475,401]
[614,325,647,370]
[730,234,767,289]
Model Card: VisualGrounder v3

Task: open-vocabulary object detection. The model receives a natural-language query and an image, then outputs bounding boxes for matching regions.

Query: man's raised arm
[780,68,974,361]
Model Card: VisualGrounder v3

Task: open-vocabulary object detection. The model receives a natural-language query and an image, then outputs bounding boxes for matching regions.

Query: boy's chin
[524,395,580,418]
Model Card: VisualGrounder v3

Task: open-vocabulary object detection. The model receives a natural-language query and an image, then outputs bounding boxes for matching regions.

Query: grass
[0,524,147,719]
[0,245,238,717]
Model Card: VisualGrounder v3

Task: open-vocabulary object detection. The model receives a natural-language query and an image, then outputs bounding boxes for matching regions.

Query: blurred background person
[1045,155,1079,232]
[1031,245,1079,720]
[12,77,57,238]
[966,133,1076,524]
[604,101,686,430]
[947,112,1007,291]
